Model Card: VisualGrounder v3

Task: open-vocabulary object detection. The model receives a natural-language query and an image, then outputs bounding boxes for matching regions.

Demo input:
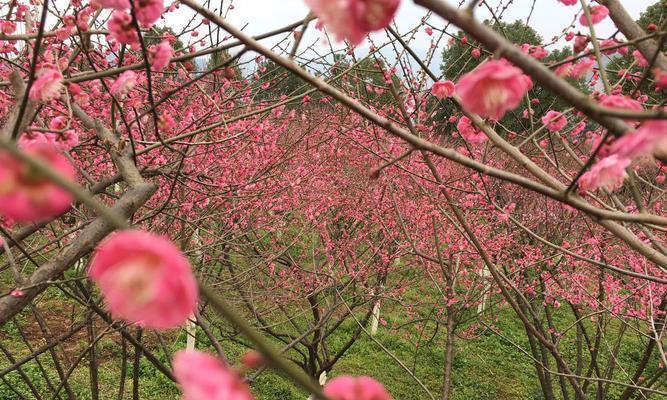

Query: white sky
[160,0,657,74]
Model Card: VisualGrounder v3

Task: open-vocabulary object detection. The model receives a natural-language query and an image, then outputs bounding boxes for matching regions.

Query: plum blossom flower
[304,0,400,45]
[598,95,643,124]
[570,58,595,79]
[579,155,630,192]
[542,111,567,132]
[108,11,137,45]
[173,350,253,400]
[29,68,63,102]
[579,5,609,25]
[431,80,455,99]
[111,70,137,97]
[609,119,667,160]
[0,20,16,34]
[149,40,172,70]
[573,35,589,53]
[455,59,533,120]
[558,0,577,5]
[471,48,481,58]
[456,116,487,144]
[653,68,667,90]
[324,376,392,400]
[135,0,164,25]
[530,46,548,59]
[88,230,198,329]
[633,50,648,67]
[0,145,75,222]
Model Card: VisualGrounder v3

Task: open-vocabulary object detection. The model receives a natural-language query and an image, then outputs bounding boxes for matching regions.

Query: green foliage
[145,26,184,49]
[328,55,399,106]
[253,59,309,101]
[606,2,667,102]
[440,20,542,80]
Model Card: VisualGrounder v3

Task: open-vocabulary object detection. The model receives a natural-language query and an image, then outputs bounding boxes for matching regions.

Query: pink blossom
[49,116,67,130]
[579,155,630,192]
[633,50,648,67]
[609,119,667,160]
[573,35,589,53]
[111,70,137,97]
[149,40,172,70]
[88,230,198,329]
[173,350,253,400]
[305,0,400,45]
[579,5,609,25]
[542,111,567,132]
[600,39,618,55]
[653,69,667,90]
[0,20,16,34]
[530,46,548,60]
[0,145,75,222]
[425,26,433,36]
[558,0,577,5]
[108,11,137,45]
[570,58,595,79]
[456,116,487,144]
[324,376,392,400]
[598,95,643,124]
[455,59,533,120]
[55,130,80,150]
[555,62,574,78]
[431,80,455,100]
[135,0,164,25]
[29,68,63,102]
[93,0,130,10]
[471,48,481,58]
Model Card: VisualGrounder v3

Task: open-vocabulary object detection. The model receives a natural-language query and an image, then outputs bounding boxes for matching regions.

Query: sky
[165,0,659,71]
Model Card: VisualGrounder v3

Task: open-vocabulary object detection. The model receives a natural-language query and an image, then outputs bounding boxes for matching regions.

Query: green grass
[0,281,659,400]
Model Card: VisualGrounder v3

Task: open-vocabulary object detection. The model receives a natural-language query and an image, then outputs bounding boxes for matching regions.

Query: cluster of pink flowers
[579,5,609,26]
[19,130,79,151]
[456,116,488,144]
[570,58,595,80]
[105,0,164,46]
[520,44,548,60]
[173,350,392,400]
[174,351,254,400]
[0,144,75,222]
[305,0,400,45]
[455,59,533,121]
[579,154,630,192]
[28,67,64,103]
[324,376,392,400]
[111,70,137,97]
[149,40,173,70]
[598,94,643,124]
[542,111,567,132]
[108,11,138,45]
[579,120,667,192]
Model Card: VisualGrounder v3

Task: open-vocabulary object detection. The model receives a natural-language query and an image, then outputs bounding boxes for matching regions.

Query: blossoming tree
[0,0,666,399]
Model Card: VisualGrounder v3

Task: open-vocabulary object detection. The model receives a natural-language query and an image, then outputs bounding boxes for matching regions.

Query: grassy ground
[0,283,656,399]
[0,289,546,400]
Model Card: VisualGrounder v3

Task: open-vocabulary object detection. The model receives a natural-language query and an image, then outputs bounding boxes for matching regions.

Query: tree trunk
[442,310,456,400]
